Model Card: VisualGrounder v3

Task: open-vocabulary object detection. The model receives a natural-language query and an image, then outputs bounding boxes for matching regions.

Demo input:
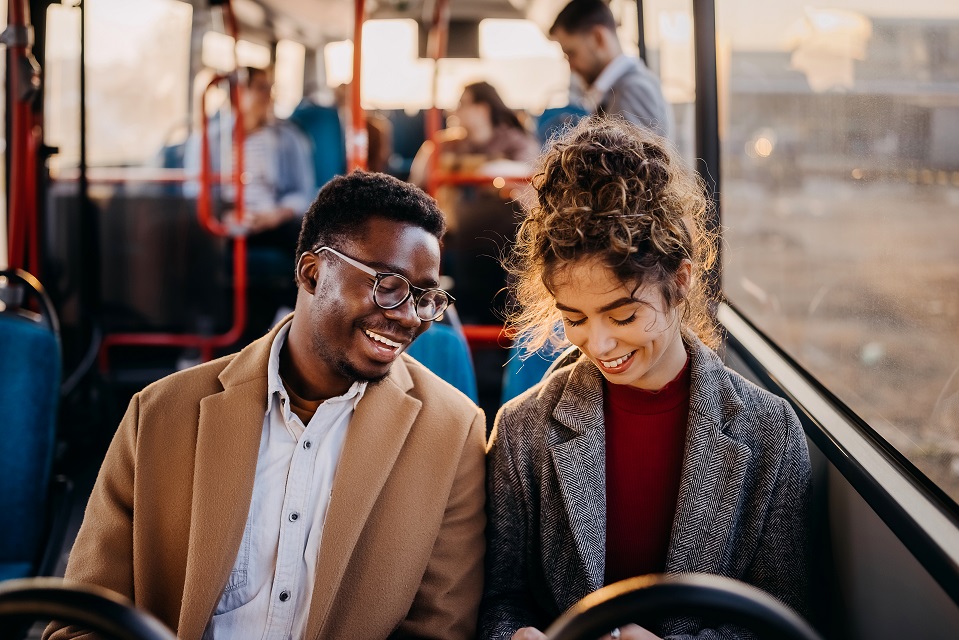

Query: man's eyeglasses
[315,246,454,322]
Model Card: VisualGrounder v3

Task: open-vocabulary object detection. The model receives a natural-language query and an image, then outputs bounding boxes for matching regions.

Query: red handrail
[424,0,450,196]
[198,73,245,236]
[5,0,41,275]
[461,324,513,350]
[346,0,367,171]
[98,0,249,372]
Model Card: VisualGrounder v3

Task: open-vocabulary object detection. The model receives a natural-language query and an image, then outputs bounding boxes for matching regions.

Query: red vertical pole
[6,0,40,273]
[424,0,450,196]
[347,0,367,172]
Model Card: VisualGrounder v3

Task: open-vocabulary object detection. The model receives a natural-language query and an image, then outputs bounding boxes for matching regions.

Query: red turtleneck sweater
[603,360,691,584]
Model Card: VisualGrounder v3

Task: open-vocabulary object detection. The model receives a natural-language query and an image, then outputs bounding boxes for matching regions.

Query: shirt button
[303,441,312,449]
[289,512,299,522]
[279,590,290,602]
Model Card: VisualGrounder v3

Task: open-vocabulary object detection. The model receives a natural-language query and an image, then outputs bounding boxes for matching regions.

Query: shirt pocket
[214,513,254,614]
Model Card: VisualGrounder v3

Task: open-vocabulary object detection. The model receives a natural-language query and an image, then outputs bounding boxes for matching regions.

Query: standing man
[550,0,673,139]
[48,172,486,640]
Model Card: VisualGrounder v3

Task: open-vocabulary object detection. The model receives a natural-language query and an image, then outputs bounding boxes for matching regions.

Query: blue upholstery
[289,101,346,189]
[0,314,60,579]
[406,322,479,403]
[500,342,557,405]
[535,104,590,144]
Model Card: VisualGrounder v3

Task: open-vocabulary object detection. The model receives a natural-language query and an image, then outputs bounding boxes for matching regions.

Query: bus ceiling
[205,0,643,48]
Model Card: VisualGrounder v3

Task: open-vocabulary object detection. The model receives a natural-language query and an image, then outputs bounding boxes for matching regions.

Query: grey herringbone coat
[480,336,811,639]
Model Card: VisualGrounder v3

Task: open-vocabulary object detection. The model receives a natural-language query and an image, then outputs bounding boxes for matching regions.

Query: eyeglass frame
[313,246,455,321]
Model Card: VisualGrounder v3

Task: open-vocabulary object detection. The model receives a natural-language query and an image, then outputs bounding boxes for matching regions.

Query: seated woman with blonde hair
[481,115,811,639]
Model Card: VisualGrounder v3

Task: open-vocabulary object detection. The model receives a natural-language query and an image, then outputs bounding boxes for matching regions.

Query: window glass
[718,0,959,503]
[201,32,271,72]
[45,0,192,172]
[324,19,568,112]
[274,39,305,118]
[642,0,697,167]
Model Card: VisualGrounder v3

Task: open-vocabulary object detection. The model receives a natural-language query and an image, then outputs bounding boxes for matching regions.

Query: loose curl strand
[504,115,719,356]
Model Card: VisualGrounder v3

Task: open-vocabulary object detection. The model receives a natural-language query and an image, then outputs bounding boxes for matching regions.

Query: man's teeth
[601,352,633,368]
[365,330,401,349]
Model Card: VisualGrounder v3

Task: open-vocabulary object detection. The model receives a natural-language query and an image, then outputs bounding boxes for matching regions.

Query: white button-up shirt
[204,322,367,639]
[583,53,634,113]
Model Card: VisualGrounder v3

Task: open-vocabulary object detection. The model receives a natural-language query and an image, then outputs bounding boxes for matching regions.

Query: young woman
[408,81,540,186]
[481,116,811,640]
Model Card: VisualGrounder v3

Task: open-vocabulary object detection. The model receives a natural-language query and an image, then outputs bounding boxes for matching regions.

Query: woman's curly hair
[505,115,719,354]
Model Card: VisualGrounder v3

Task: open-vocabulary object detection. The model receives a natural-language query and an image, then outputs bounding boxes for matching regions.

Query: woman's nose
[588,324,617,357]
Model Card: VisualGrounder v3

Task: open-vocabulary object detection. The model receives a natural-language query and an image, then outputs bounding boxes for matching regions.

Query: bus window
[642,0,697,165]
[45,0,192,174]
[718,0,959,505]
[324,18,568,114]
[274,39,305,118]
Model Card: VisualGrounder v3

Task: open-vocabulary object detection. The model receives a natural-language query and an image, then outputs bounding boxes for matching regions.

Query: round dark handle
[543,573,822,640]
[0,578,177,640]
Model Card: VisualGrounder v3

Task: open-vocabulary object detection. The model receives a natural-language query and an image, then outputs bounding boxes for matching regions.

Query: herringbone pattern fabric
[480,335,811,639]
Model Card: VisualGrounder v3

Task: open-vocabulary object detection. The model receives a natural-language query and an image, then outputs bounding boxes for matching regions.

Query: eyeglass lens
[374,275,449,321]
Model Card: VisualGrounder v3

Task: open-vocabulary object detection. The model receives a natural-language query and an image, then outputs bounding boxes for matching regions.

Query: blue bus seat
[501,339,580,406]
[535,104,590,144]
[289,100,347,189]
[0,270,61,580]
[406,321,479,403]
[501,342,557,405]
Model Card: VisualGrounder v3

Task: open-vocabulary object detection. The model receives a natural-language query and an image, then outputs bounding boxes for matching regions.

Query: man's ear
[296,252,320,294]
[592,24,612,50]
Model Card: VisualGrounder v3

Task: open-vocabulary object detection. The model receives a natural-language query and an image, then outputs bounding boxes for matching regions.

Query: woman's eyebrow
[555,297,637,314]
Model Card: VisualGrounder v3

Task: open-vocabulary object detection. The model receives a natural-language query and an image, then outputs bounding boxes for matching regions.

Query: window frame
[687,0,959,608]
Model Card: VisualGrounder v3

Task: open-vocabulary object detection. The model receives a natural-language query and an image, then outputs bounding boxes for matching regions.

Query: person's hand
[511,627,547,640]
[600,624,662,640]
[241,207,295,234]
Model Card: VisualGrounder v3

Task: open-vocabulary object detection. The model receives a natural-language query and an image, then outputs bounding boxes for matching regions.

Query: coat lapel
[177,327,278,640]
[305,357,420,639]
[666,337,752,576]
[545,358,607,609]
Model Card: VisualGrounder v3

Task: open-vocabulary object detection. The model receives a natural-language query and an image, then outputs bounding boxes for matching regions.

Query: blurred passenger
[409,81,540,187]
[407,81,540,329]
[186,66,317,339]
[46,171,486,640]
[186,66,316,236]
[481,116,810,639]
[550,0,672,139]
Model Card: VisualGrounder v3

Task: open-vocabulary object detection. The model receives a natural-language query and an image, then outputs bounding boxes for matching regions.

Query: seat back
[289,100,347,188]
[406,321,479,403]
[501,340,580,405]
[0,270,61,580]
[536,105,590,144]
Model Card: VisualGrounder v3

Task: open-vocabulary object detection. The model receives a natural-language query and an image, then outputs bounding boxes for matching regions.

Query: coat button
[279,590,290,602]
[303,440,312,449]
[289,512,299,522]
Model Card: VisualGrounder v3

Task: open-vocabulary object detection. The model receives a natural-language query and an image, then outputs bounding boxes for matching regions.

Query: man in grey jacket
[550,0,673,139]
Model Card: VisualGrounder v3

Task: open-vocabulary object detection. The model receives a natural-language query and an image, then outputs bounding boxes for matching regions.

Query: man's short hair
[550,0,617,36]
[295,170,446,259]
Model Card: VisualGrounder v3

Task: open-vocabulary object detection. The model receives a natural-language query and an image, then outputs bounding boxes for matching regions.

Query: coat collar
[177,318,284,639]
[176,316,419,639]
[543,334,751,606]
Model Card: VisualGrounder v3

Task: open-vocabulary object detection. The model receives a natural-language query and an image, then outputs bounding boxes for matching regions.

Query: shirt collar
[266,322,367,415]
[584,54,634,111]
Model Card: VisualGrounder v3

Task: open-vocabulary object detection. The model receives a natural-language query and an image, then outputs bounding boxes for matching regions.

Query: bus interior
[1,0,958,637]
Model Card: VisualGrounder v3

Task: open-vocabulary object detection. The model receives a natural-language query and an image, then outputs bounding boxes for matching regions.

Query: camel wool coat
[49,317,487,639]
